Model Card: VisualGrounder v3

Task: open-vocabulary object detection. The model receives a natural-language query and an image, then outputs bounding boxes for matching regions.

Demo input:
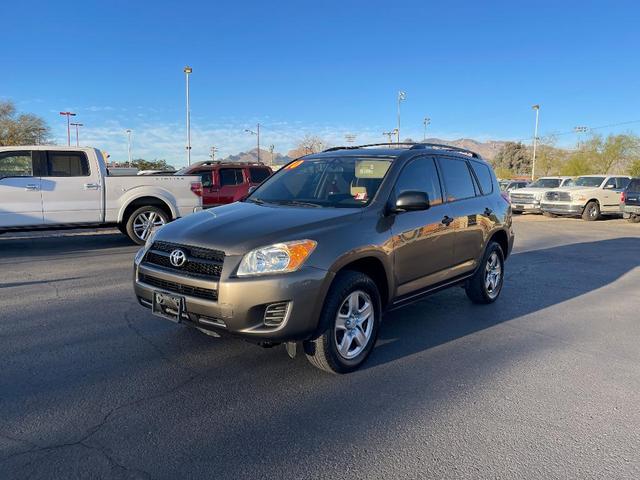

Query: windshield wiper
[271,200,322,208]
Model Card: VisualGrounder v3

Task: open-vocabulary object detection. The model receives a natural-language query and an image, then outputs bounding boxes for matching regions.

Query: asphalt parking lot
[1,216,639,479]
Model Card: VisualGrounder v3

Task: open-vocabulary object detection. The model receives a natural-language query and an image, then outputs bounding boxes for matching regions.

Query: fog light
[263,302,291,327]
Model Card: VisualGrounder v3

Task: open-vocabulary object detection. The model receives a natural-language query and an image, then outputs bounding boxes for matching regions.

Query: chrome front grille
[544,191,572,202]
[143,241,224,278]
[510,193,537,204]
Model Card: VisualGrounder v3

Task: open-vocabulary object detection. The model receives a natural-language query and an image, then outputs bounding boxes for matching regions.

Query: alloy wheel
[133,211,165,241]
[334,290,374,360]
[484,252,502,299]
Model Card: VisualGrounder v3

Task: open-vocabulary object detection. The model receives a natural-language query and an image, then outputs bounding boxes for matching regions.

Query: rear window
[45,151,89,177]
[219,168,244,186]
[249,167,271,183]
[470,160,493,195]
[438,157,477,201]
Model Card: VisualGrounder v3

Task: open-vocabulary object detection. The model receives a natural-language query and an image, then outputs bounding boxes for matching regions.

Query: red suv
[176,161,273,208]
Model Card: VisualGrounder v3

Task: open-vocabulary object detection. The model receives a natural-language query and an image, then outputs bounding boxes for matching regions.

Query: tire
[465,241,505,304]
[512,210,522,215]
[582,201,600,221]
[125,206,169,245]
[117,224,127,235]
[543,211,557,218]
[629,214,640,224]
[304,271,381,374]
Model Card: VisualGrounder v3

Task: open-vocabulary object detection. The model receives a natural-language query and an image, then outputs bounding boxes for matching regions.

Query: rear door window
[615,177,631,189]
[219,168,244,186]
[469,160,494,195]
[437,157,477,202]
[45,151,90,176]
[0,151,33,177]
[627,179,640,192]
[249,167,271,183]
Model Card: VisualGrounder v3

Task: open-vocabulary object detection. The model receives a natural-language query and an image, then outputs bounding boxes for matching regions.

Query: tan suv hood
[154,201,362,255]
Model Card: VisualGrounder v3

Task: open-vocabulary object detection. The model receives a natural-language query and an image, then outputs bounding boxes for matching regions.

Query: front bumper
[134,262,333,343]
[540,202,583,215]
[511,202,541,212]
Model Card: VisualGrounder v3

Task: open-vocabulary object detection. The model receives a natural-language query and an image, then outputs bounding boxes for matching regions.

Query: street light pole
[184,66,193,165]
[423,117,431,141]
[397,91,406,143]
[269,144,274,166]
[531,104,540,181]
[70,123,83,147]
[59,111,76,146]
[244,124,260,162]
[126,129,133,165]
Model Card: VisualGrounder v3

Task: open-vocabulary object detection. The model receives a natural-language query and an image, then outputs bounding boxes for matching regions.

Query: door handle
[483,207,493,216]
[441,215,454,226]
[84,183,100,190]
[25,184,40,191]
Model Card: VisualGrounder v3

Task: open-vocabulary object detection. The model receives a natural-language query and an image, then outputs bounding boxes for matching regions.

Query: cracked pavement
[1,217,640,479]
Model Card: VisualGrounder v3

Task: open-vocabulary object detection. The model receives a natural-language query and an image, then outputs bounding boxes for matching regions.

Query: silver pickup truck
[0,146,203,243]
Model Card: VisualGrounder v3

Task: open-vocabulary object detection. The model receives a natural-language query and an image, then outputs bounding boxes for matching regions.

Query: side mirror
[393,191,430,213]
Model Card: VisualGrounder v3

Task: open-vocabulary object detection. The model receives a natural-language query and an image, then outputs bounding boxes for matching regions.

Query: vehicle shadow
[366,236,640,369]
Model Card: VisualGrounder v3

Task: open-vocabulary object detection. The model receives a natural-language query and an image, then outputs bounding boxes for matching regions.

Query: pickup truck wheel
[582,201,600,221]
[126,206,168,245]
[304,271,381,374]
[465,241,505,304]
[628,214,640,223]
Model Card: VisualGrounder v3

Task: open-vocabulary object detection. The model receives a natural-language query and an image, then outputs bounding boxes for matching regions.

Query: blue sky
[3,0,639,165]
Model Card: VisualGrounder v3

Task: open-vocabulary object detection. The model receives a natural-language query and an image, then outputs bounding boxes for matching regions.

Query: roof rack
[322,142,480,158]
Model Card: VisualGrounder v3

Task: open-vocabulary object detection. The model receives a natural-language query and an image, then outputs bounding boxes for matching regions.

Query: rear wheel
[582,201,600,221]
[465,241,505,304]
[543,211,557,218]
[305,271,381,374]
[125,206,169,245]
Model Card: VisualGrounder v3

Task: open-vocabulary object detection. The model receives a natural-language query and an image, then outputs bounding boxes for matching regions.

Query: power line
[518,119,640,143]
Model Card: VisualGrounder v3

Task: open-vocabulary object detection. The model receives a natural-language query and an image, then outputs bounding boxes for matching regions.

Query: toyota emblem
[169,249,187,267]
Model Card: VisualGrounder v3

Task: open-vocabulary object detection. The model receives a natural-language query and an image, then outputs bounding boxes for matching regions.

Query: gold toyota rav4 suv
[134,143,514,373]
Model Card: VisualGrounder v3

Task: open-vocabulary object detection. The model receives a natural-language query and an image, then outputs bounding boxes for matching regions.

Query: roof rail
[322,142,480,158]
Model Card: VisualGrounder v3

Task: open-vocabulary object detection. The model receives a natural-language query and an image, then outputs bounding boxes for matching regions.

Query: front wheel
[582,201,600,221]
[125,206,169,245]
[305,271,381,374]
[465,241,505,304]
[628,214,640,224]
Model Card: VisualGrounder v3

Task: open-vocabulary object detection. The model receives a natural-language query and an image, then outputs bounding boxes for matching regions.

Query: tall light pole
[423,117,431,141]
[70,122,83,147]
[125,129,133,165]
[531,104,540,180]
[397,91,406,143]
[269,144,275,166]
[59,111,76,146]
[244,123,260,162]
[184,66,193,165]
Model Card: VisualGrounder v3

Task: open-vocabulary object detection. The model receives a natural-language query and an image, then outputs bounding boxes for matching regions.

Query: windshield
[530,178,561,188]
[563,178,575,187]
[174,166,190,175]
[499,180,510,191]
[247,156,392,208]
[575,176,605,187]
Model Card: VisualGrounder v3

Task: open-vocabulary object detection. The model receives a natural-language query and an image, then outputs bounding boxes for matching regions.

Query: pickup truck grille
[139,273,218,301]
[544,191,572,202]
[510,192,537,204]
[143,241,224,278]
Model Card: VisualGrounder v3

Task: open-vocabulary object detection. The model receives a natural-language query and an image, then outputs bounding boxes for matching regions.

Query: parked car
[499,180,529,192]
[133,143,514,373]
[621,178,640,223]
[540,175,631,220]
[509,176,574,214]
[175,161,273,208]
[0,146,203,244]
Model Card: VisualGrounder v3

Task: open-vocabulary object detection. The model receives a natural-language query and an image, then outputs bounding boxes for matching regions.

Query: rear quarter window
[469,160,494,195]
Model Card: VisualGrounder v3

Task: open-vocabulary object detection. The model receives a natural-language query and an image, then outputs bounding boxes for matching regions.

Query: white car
[540,175,631,221]
[509,176,575,214]
[0,146,203,244]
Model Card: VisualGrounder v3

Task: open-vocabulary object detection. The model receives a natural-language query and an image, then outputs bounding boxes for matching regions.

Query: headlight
[237,240,317,277]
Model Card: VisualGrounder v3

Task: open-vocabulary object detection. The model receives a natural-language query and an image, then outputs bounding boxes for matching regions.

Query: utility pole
[423,117,431,141]
[574,126,588,149]
[244,124,260,162]
[269,144,274,166]
[126,129,133,165]
[397,91,406,143]
[383,130,395,144]
[345,134,356,144]
[70,122,83,147]
[209,146,218,161]
[531,104,540,181]
[184,66,193,165]
[59,111,76,146]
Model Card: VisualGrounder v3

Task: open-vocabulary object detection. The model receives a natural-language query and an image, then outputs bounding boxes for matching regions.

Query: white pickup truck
[0,146,202,244]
